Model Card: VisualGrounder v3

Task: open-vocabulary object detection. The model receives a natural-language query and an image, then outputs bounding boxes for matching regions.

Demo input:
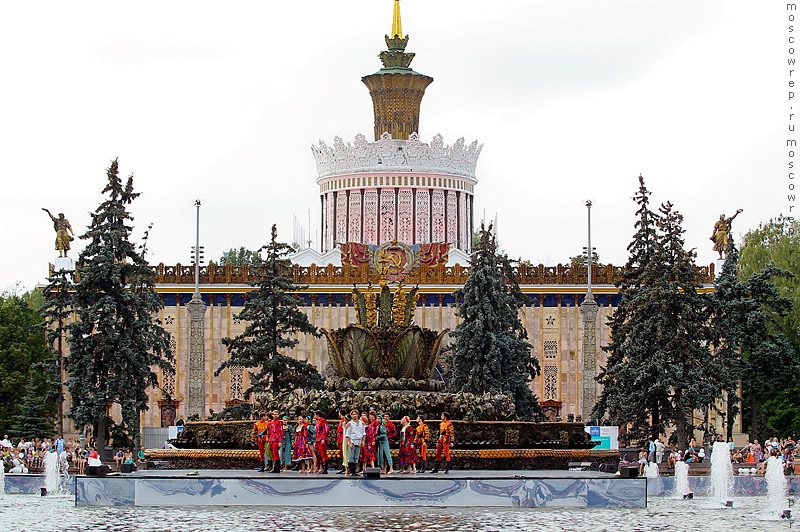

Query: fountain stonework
[161,284,616,470]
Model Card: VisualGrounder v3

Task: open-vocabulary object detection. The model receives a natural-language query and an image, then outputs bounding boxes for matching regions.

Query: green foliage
[740,216,800,344]
[594,177,721,447]
[67,159,174,452]
[217,224,323,395]
[209,402,253,421]
[219,247,261,268]
[0,292,55,437]
[449,224,541,420]
[569,251,603,269]
[41,268,74,437]
[11,377,54,440]
[713,243,797,440]
[733,216,800,439]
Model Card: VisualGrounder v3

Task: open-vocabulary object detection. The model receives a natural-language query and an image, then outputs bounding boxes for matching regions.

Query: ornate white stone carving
[431,189,445,242]
[312,132,483,179]
[336,191,348,245]
[458,192,468,250]
[325,192,334,251]
[397,189,414,243]
[363,189,378,245]
[446,190,457,244]
[415,188,430,243]
[544,365,558,401]
[380,188,396,243]
[348,189,362,243]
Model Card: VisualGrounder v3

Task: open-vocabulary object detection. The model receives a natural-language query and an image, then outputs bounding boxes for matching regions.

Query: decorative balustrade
[148,261,715,286]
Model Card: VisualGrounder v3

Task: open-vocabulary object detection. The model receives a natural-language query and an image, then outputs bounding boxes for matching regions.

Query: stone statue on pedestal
[710,209,743,259]
[42,208,74,258]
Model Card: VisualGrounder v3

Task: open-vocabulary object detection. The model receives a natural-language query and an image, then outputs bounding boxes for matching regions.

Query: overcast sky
[0,1,786,293]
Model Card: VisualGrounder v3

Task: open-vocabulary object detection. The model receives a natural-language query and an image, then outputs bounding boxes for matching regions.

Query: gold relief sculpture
[42,208,74,257]
[147,261,715,286]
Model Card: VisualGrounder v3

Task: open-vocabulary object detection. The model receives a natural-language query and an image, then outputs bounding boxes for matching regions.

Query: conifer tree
[711,244,797,441]
[217,225,323,395]
[41,268,73,438]
[595,177,719,447]
[594,176,664,440]
[67,159,173,455]
[449,224,540,419]
[12,377,54,440]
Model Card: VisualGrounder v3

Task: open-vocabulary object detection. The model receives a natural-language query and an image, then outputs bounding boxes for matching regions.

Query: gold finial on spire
[391,0,403,38]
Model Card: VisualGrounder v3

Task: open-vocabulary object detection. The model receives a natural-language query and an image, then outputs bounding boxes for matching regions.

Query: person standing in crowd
[305,416,317,472]
[280,416,294,472]
[267,410,284,473]
[314,411,330,474]
[252,412,270,472]
[345,409,365,476]
[655,438,665,463]
[384,414,398,445]
[647,437,656,463]
[415,415,429,473]
[337,409,349,474]
[376,415,394,475]
[361,411,379,470]
[293,414,313,473]
[430,412,454,474]
[398,416,418,474]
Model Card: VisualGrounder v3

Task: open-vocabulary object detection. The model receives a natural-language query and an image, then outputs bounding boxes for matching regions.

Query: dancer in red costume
[252,413,270,472]
[267,410,284,473]
[430,412,454,474]
[314,411,330,474]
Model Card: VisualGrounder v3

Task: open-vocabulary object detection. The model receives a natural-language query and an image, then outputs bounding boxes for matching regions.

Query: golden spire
[391,0,403,38]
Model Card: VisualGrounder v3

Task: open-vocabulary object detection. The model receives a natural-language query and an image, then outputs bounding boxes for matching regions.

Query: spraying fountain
[673,461,689,499]
[0,459,5,499]
[765,455,788,518]
[43,451,68,496]
[709,441,734,506]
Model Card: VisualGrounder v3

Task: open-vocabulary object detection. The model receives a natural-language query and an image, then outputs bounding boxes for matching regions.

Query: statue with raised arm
[710,209,743,259]
[42,208,74,257]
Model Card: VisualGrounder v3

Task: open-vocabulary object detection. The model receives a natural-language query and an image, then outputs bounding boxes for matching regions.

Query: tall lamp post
[186,199,207,420]
[580,200,599,424]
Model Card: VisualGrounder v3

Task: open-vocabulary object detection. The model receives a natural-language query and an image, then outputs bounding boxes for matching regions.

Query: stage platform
[73,468,647,508]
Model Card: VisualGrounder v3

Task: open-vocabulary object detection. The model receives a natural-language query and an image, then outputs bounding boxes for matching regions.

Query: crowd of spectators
[0,433,96,474]
[642,434,798,476]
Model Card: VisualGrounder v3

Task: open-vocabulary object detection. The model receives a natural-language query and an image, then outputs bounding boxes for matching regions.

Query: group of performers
[252,410,454,475]
[252,411,330,473]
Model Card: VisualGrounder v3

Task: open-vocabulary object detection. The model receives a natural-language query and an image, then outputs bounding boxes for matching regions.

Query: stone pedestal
[54,257,75,272]
[185,293,207,420]
[580,296,599,423]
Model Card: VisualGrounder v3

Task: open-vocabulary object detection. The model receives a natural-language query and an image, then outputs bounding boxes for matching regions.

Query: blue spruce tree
[449,224,540,419]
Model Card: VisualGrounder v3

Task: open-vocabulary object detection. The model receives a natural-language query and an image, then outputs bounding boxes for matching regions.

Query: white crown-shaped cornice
[311,132,483,179]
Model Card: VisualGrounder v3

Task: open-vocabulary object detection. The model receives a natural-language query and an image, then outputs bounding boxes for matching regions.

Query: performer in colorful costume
[267,410,284,473]
[293,414,313,473]
[415,415,429,473]
[280,416,294,471]
[376,415,394,474]
[306,416,317,472]
[398,416,418,473]
[337,409,348,474]
[430,411,454,474]
[252,413,270,472]
[360,411,379,466]
[314,411,330,474]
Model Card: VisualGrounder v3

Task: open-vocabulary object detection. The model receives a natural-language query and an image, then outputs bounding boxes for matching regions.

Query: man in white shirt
[0,435,11,448]
[344,410,365,476]
[655,439,665,463]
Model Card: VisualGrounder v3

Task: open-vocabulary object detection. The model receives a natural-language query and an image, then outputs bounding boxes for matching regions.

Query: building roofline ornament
[311,132,483,179]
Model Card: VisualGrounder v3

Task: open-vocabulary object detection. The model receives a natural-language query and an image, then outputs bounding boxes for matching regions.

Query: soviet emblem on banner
[374,241,415,281]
